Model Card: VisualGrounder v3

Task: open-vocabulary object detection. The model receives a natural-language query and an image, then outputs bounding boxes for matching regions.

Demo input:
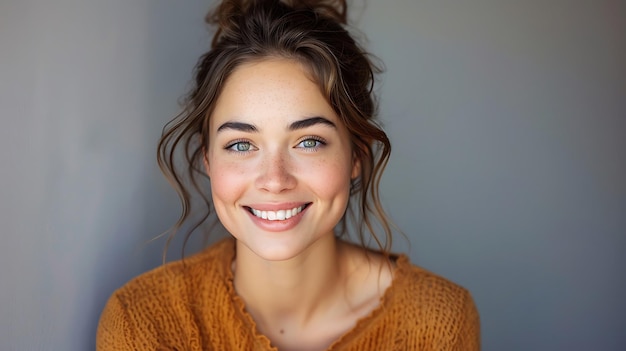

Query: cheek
[208,160,249,207]
[301,154,353,199]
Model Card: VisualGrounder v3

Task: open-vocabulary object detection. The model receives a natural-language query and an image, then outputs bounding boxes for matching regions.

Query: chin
[249,241,307,262]
[235,233,325,262]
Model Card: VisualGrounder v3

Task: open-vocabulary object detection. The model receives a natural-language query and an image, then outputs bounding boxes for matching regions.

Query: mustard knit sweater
[97,238,480,350]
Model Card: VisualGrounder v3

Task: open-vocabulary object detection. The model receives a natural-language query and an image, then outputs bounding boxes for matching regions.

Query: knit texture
[97,238,480,350]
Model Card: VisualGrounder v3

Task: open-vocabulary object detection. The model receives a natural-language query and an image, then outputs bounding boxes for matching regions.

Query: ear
[351,151,361,180]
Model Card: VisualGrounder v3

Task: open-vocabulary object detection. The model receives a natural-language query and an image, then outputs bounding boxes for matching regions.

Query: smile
[247,204,308,221]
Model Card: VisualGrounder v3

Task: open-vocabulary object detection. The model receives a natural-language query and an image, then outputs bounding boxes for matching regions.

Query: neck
[233,235,345,327]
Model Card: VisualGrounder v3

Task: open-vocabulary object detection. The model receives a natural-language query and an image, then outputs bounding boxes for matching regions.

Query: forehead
[227,58,319,91]
[209,58,337,127]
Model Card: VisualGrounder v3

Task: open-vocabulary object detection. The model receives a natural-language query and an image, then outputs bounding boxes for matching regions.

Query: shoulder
[114,237,233,305]
[388,255,480,349]
[96,238,235,350]
[395,255,472,305]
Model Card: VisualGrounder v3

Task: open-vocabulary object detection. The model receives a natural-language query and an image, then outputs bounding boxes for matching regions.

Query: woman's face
[205,58,359,261]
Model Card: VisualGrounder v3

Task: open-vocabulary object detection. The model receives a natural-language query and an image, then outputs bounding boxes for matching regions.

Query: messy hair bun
[158,0,394,255]
[208,0,347,47]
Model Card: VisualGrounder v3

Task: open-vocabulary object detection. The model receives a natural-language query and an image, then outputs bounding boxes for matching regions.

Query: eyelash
[296,136,327,151]
[224,139,255,154]
[223,136,327,154]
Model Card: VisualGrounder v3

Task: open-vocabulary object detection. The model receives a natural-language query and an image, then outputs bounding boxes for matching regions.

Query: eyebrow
[216,121,258,133]
[217,116,336,133]
[288,116,336,131]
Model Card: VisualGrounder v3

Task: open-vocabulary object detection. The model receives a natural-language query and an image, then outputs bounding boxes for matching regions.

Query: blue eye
[301,139,319,148]
[226,141,253,152]
[297,138,325,150]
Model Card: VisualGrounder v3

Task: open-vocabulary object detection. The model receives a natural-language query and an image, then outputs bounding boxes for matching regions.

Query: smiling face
[205,58,359,261]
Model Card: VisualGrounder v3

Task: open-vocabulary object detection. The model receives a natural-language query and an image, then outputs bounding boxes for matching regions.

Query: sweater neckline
[219,237,411,350]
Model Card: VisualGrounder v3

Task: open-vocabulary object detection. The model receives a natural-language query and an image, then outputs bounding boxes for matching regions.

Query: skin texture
[204,59,392,351]
[205,58,358,262]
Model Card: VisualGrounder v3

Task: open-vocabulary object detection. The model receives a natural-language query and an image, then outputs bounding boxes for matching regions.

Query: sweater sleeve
[453,290,480,351]
[96,293,157,351]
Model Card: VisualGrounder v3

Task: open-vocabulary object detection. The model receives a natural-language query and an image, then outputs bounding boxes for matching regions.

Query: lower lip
[245,206,308,232]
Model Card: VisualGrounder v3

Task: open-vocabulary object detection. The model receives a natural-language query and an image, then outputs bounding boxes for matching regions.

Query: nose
[255,150,297,193]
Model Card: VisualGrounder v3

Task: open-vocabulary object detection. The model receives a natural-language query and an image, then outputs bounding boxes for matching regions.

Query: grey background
[1,0,624,350]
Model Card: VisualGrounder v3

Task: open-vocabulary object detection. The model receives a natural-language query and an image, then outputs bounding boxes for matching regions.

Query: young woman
[97,1,480,350]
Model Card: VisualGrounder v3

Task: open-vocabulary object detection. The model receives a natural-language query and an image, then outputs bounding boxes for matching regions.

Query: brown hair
[158,0,394,255]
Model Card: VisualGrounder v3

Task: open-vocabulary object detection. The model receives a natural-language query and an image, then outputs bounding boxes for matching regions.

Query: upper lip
[244,202,310,211]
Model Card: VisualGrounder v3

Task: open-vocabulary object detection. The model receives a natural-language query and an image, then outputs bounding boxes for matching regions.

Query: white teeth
[267,211,276,220]
[250,205,305,221]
